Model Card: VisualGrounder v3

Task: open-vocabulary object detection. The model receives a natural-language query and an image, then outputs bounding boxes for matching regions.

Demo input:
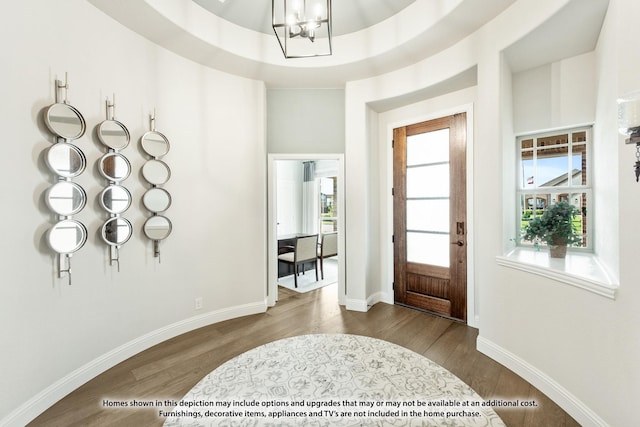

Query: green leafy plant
[523,201,582,248]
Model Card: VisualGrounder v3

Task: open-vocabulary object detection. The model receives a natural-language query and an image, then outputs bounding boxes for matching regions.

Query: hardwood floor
[29,284,579,427]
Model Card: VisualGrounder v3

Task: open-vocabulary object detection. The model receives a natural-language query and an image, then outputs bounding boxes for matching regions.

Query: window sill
[496,247,619,299]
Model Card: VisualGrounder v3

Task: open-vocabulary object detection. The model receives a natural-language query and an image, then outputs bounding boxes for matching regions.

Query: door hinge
[392,281,395,290]
[392,235,395,243]
[392,187,394,196]
[392,139,394,148]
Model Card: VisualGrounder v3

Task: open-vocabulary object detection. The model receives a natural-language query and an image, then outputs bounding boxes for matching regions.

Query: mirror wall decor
[43,73,88,285]
[140,113,172,261]
[96,96,133,271]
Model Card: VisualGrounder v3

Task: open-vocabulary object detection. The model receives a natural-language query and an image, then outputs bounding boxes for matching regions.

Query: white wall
[512,52,597,133]
[344,0,637,425]
[0,1,266,424]
[267,89,345,154]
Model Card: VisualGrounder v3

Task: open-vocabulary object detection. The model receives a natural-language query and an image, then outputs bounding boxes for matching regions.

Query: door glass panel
[407,232,449,267]
[407,199,449,232]
[406,164,449,198]
[407,129,449,165]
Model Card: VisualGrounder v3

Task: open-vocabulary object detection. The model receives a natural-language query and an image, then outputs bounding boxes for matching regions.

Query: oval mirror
[45,103,86,140]
[46,142,86,178]
[99,185,132,214]
[141,131,170,158]
[142,159,171,185]
[98,120,130,150]
[99,152,131,182]
[46,181,87,216]
[48,219,87,254]
[143,215,172,240]
[142,188,172,213]
[101,217,133,246]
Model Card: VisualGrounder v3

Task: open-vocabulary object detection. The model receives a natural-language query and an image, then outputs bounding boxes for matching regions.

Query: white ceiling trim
[88,0,516,87]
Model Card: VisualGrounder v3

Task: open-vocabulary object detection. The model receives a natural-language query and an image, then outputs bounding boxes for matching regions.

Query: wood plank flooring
[29,284,580,427]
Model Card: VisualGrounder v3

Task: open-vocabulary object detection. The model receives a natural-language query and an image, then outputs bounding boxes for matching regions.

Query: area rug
[163,334,506,426]
[278,257,337,293]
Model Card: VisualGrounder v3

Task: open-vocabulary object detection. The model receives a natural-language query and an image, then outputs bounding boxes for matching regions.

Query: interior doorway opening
[267,154,346,307]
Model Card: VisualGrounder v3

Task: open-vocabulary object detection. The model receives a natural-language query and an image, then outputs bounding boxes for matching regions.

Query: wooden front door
[393,113,467,322]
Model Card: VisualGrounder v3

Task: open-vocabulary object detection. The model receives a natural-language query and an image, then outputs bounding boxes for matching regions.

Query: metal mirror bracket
[110,246,120,272]
[97,95,132,271]
[59,254,72,286]
[43,73,88,285]
[141,111,172,263]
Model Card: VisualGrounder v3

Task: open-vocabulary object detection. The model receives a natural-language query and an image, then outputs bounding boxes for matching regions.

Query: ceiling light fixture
[272,0,332,58]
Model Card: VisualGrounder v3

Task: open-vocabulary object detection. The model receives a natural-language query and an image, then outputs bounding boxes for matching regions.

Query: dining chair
[277,234,319,288]
[317,232,338,280]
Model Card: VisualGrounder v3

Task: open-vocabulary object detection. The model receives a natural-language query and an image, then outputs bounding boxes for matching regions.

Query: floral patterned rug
[164,334,506,426]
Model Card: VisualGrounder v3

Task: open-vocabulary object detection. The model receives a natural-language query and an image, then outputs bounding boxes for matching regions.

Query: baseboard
[345,297,369,312]
[476,336,609,427]
[1,300,267,427]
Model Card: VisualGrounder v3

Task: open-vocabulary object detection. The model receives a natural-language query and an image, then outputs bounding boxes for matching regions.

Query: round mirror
[99,185,132,214]
[45,103,86,140]
[46,142,86,178]
[141,131,170,158]
[143,215,172,240]
[101,217,133,246]
[142,160,171,185]
[142,188,171,213]
[98,120,130,150]
[45,181,87,216]
[99,152,131,182]
[48,219,87,254]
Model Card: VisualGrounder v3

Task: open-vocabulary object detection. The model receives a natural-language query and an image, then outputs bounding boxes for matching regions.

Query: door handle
[451,240,464,246]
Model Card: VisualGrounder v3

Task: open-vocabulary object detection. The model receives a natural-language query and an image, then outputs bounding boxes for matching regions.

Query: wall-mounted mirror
[143,215,172,259]
[43,74,88,285]
[141,131,170,158]
[99,185,131,214]
[143,215,172,240]
[44,103,86,141]
[45,181,87,216]
[96,96,132,271]
[141,159,170,185]
[102,217,133,246]
[46,142,86,178]
[141,112,172,262]
[98,152,131,182]
[98,119,130,150]
[101,216,133,272]
[142,188,171,213]
[48,219,88,254]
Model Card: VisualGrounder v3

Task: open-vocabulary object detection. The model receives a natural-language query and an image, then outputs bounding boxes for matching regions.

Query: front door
[393,113,467,322]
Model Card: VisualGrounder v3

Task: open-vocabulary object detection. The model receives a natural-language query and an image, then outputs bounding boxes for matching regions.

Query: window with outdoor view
[516,126,592,250]
[320,176,337,233]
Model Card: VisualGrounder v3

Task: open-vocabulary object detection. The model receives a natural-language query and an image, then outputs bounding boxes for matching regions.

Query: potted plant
[523,201,582,258]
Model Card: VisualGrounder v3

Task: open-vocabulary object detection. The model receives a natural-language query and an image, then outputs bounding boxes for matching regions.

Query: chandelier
[272,0,332,58]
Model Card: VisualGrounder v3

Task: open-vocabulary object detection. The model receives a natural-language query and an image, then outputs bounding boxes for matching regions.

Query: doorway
[267,154,345,307]
[393,113,467,322]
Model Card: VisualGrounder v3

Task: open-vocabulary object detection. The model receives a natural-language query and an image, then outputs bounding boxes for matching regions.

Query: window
[516,126,592,250]
[319,176,337,232]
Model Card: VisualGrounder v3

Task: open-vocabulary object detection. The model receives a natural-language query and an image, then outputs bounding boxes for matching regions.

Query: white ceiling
[192,0,417,36]
[88,0,609,88]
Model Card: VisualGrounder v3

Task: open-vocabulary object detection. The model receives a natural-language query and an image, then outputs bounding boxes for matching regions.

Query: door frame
[267,153,346,307]
[384,104,476,326]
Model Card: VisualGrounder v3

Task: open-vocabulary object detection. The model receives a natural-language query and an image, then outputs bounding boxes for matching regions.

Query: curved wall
[0,1,266,424]
[345,0,637,426]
